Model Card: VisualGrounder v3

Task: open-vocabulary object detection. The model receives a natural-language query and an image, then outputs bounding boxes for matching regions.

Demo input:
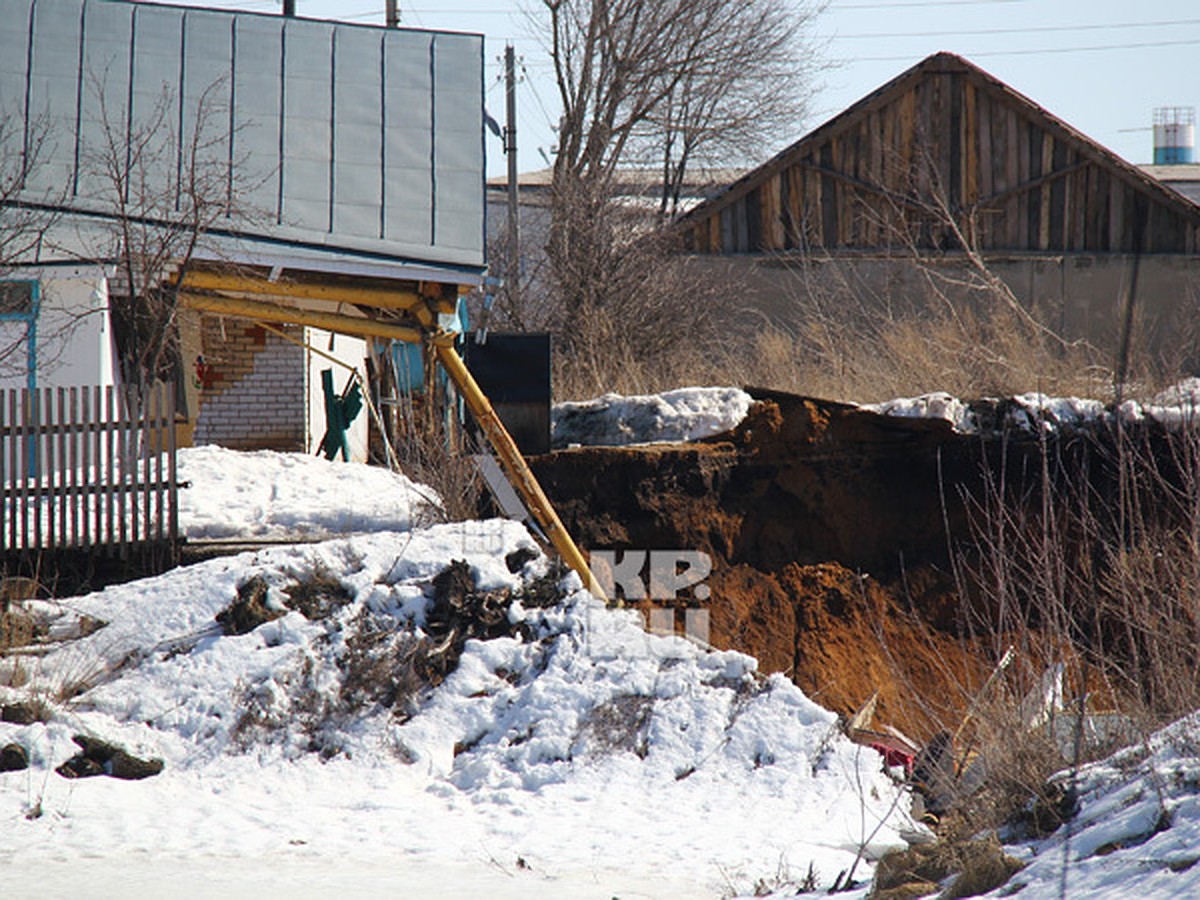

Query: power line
[832,18,1200,40]
[520,63,557,131]
[835,0,1026,9]
[853,36,1200,62]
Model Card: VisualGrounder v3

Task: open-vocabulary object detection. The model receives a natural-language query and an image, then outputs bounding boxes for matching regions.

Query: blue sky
[161,1,1196,176]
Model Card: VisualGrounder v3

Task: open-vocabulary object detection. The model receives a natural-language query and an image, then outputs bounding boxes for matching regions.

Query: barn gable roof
[675,52,1200,255]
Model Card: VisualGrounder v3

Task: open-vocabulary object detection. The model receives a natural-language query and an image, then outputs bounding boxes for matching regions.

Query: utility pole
[504,44,520,311]
[386,0,399,28]
[282,0,295,16]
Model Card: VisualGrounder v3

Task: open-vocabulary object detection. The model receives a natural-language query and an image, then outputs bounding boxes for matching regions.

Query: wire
[835,0,1027,8]
[521,63,558,130]
[853,36,1200,62]
[832,18,1200,40]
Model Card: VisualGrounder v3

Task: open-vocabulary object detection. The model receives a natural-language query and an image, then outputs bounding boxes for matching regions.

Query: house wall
[681,61,1200,257]
[192,319,306,451]
[0,266,118,393]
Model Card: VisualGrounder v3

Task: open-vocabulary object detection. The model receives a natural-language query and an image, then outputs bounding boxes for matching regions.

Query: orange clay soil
[531,391,1068,741]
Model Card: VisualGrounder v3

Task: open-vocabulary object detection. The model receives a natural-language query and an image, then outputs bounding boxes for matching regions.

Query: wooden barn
[675,52,1200,371]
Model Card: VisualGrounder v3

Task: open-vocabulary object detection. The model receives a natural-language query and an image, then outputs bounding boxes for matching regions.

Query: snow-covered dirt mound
[998,713,1200,897]
[0,520,921,896]
[552,386,753,448]
[179,445,438,540]
[865,379,1200,435]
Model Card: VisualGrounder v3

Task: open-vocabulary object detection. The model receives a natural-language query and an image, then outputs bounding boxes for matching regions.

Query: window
[0,281,35,316]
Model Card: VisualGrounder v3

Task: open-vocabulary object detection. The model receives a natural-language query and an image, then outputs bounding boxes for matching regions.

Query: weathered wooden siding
[681,54,1200,256]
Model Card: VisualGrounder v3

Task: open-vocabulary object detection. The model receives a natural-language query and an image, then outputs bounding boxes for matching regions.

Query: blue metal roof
[0,0,485,273]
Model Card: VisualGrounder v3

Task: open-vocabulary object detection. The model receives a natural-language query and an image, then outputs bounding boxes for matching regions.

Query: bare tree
[523,0,821,394]
[82,74,252,396]
[0,109,63,376]
[540,0,821,206]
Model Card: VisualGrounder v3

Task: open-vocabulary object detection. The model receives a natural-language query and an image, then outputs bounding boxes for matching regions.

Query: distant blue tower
[1154,107,1195,164]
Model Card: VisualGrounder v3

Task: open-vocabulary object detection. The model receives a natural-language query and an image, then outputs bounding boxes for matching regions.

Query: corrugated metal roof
[1,0,485,275]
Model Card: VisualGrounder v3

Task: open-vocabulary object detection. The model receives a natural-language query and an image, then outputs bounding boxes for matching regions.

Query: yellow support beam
[176,270,452,313]
[179,292,423,344]
[434,342,607,602]
[181,289,605,601]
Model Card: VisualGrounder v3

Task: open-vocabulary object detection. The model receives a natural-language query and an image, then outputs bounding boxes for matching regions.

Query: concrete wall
[690,252,1200,375]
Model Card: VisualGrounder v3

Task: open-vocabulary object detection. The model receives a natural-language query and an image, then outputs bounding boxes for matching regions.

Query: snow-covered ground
[552,386,753,448]
[550,380,1200,450]
[179,446,438,540]
[998,713,1200,898]
[6,409,1200,897]
[867,378,1200,435]
[2,452,918,898]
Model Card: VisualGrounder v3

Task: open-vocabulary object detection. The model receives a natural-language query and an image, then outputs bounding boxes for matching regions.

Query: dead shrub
[388,392,483,524]
[882,421,1200,841]
[339,611,436,721]
[572,694,654,760]
[216,575,284,636]
[282,567,353,620]
[870,833,1024,900]
[729,297,1111,405]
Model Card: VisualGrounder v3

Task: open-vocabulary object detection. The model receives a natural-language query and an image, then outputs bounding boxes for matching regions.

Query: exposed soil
[531,389,1157,740]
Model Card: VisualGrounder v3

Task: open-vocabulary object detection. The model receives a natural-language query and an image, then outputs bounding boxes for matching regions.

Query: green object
[318,368,363,461]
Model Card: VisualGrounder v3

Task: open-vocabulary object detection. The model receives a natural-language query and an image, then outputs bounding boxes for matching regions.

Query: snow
[0,449,919,897]
[866,379,1200,435]
[863,392,974,432]
[551,386,753,448]
[996,714,1200,899]
[179,445,438,540]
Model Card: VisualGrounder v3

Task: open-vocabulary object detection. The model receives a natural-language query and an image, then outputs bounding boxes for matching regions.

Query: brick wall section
[193,318,307,451]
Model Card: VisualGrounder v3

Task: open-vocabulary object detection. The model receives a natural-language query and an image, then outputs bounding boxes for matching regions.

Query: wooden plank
[1006,109,1020,246]
[1109,178,1124,251]
[44,389,54,551]
[57,387,67,547]
[1019,120,1032,247]
[948,72,962,212]
[8,392,16,551]
[68,388,77,547]
[821,142,837,248]
[152,386,163,543]
[105,386,115,552]
[142,389,153,545]
[1040,132,1054,249]
[167,383,178,556]
[80,388,90,549]
[0,392,5,551]
[977,90,992,201]
[30,390,40,552]
[1077,162,1090,250]
[124,388,135,554]
[897,88,915,187]
[93,386,102,545]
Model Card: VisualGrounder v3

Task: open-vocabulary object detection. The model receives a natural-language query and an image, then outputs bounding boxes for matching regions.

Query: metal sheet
[3,0,484,273]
